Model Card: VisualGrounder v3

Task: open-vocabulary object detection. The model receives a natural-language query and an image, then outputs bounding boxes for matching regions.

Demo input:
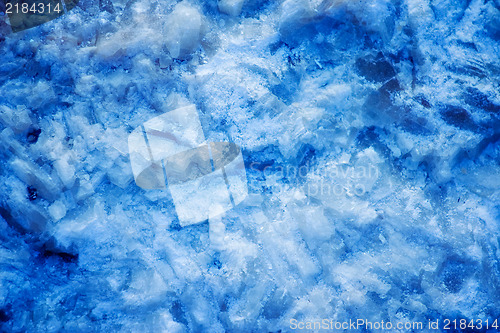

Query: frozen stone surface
[0,0,499,331]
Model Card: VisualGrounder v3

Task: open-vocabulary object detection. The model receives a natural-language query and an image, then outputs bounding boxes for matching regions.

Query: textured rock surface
[0,0,499,331]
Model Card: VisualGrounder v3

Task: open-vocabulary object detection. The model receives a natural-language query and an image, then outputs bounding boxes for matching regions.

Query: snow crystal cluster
[0,0,499,331]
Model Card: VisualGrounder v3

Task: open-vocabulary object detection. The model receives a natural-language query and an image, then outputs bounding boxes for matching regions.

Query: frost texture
[0,0,499,331]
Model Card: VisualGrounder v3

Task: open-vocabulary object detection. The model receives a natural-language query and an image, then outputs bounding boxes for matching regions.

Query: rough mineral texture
[0,0,499,331]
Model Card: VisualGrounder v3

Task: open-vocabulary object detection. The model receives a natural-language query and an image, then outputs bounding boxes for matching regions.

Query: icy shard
[128,105,248,226]
[164,1,204,59]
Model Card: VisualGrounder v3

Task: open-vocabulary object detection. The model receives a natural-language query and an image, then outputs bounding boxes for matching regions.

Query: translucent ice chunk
[218,0,245,16]
[0,105,32,133]
[164,2,204,59]
[48,200,67,221]
[54,154,76,189]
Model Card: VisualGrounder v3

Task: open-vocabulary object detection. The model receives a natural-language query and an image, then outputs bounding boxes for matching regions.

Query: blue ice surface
[0,0,499,331]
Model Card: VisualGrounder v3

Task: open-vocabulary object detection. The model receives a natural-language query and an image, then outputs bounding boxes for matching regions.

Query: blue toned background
[0,0,500,331]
